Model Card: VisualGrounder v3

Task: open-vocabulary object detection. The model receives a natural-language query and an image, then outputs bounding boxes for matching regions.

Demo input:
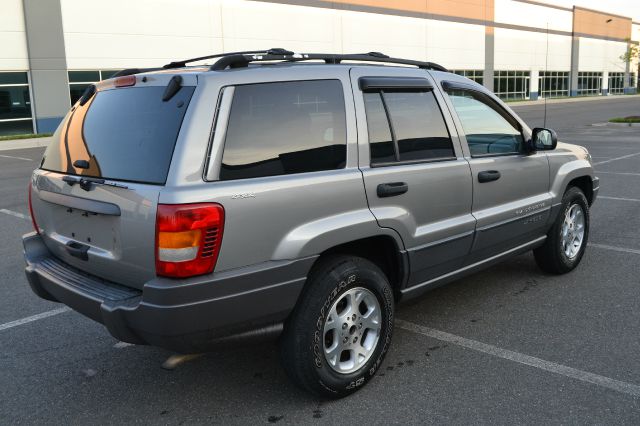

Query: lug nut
[358,323,362,329]
[353,337,358,343]
[352,314,356,320]
[342,323,347,329]
[343,337,348,343]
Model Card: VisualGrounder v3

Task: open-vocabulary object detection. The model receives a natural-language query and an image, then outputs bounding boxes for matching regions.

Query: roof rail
[209,51,448,72]
[163,48,294,69]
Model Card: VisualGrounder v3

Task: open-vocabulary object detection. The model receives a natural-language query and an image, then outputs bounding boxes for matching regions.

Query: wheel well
[316,236,406,292]
[567,176,594,205]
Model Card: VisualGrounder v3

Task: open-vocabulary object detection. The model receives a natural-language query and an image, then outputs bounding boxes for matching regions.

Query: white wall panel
[578,37,627,72]
[426,20,485,69]
[495,0,573,33]
[495,28,571,70]
[0,0,29,70]
[61,0,222,68]
[340,11,426,60]
[220,0,338,53]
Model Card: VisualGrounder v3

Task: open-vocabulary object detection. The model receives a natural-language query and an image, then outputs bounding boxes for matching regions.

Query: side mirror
[530,128,558,152]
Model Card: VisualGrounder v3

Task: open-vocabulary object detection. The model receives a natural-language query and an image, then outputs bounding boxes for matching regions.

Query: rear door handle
[377,182,408,197]
[478,170,501,183]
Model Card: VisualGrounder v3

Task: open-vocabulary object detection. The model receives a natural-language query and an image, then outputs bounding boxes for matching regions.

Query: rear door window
[363,90,455,165]
[41,85,195,184]
[219,80,347,181]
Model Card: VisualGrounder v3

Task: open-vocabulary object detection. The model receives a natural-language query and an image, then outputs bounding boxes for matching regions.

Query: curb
[0,137,52,152]
[606,122,640,127]
[509,94,640,108]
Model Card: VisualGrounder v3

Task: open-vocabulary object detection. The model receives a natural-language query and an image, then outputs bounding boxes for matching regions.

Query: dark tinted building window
[41,85,195,184]
[363,90,454,164]
[446,88,523,156]
[220,80,347,181]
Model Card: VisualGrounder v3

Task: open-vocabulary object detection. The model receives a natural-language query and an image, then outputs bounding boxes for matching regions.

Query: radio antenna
[543,22,549,127]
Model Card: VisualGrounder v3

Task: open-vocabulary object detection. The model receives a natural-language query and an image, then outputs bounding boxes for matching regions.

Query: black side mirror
[528,128,558,152]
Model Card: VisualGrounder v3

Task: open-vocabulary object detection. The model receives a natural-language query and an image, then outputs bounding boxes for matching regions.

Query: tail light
[28,182,40,234]
[155,203,224,278]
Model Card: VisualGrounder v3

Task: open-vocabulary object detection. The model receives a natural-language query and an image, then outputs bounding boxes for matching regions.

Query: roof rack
[210,51,448,72]
[163,48,295,69]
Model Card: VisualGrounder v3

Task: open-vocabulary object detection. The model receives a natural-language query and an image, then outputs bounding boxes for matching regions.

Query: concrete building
[1,0,639,136]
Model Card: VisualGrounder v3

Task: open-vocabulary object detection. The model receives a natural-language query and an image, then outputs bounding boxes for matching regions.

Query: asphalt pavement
[0,96,639,424]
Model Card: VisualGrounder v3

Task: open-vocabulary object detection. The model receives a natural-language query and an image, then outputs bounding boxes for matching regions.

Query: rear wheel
[534,186,590,274]
[280,255,394,398]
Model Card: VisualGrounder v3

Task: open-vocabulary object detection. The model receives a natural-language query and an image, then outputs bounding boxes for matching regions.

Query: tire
[279,255,394,398]
[534,186,590,274]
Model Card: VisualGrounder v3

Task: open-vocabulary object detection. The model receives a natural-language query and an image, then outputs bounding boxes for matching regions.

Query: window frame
[0,71,34,135]
[360,79,457,168]
[207,78,349,182]
[442,81,527,158]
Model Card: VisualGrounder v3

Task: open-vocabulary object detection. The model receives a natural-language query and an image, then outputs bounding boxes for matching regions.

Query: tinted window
[363,93,395,163]
[446,89,523,156]
[0,87,31,120]
[384,91,454,162]
[41,85,195,184]
[220,80,346,181]
[363,90,454,164]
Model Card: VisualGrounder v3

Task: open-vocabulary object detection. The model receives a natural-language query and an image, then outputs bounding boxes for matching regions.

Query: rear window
[219,80,347,181]
[41,85,195,184]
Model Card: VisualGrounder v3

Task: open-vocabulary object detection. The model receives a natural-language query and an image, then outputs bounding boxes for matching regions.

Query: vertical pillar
[530,69,539,100]
[569,35,580,96]
[484,26,494,92]
[623,41,632,94]
[22,0,70,133]
[601,70,609,95]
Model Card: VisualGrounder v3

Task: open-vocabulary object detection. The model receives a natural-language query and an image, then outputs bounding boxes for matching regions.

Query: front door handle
[478,170,501,183]
[377,182,408,197]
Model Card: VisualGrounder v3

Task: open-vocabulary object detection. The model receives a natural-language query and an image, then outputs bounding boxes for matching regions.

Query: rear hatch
[30,73,197,289]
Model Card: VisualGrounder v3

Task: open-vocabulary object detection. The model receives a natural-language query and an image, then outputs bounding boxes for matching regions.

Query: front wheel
[534,186,590,274]
[279,255,394,398]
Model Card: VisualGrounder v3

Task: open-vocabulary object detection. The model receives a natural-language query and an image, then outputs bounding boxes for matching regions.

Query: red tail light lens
[28,182,39,234]
[155,203,224,278]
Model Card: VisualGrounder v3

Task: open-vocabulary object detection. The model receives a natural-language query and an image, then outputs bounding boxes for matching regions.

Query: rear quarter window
[219,80,347,181]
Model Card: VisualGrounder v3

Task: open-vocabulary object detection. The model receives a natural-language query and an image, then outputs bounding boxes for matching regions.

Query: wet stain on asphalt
[268,415,284,423]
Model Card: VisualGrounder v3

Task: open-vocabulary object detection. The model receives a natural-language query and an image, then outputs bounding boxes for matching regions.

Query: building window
[68,70,122,104]
[608,72,625,94]
[628,73,637,89]
[539,71,569,98]
[493,71,530,100]
[577,72,602,96]
[0,71,33,136]
[451,70,483,85]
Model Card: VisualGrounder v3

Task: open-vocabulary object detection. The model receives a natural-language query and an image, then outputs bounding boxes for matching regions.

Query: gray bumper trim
[23,232,316,351]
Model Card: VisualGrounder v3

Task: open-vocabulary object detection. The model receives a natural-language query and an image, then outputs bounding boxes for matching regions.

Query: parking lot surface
[1,96,639,424]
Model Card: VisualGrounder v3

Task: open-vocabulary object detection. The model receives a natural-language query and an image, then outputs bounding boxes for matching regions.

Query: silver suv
[23,49,598,398]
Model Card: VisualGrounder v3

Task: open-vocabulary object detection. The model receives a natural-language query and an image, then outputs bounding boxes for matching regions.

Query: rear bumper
[23,232,315,352]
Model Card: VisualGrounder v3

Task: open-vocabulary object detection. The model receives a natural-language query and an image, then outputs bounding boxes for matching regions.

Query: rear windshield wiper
[62,175,129,191]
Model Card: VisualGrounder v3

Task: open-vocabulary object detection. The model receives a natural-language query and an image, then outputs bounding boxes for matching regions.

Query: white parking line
[598,196,640,203]
[0,209,30,220]
[0,307,70,332]
[397,319,640,398]
[0,154,33,161]
[594,152,640,165]
[596,171,640,177]
[588,243,640,256]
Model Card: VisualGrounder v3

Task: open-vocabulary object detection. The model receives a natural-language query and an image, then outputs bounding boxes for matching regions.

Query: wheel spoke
[320,286,382,375]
